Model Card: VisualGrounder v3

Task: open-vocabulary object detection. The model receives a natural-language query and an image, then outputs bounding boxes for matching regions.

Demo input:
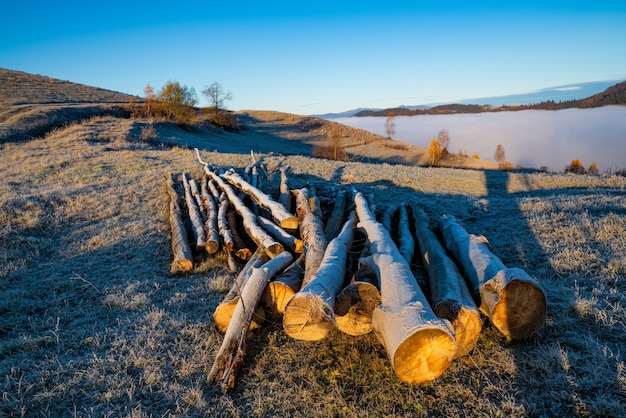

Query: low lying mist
[336,106,626,172]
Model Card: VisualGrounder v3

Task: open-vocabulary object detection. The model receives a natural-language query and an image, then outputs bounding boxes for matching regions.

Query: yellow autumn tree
[428,139,442,166]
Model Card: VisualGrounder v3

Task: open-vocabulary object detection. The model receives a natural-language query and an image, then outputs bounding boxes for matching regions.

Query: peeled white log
[196,150,284,258]
[283,211,357,341]
[257,216,303,253]
[397,204,415,264]
[209,251,293,392]
[279,165,292,213]
[412,204,481,358]
[296,187,328,288]
[221,169,298,230]
[182,172,207,250]
[226,204,253,261]
[217,195,235,252]
[166,173,193,273]
[355,192,456,384]
[200,177,220,254]
[438,214,547,340]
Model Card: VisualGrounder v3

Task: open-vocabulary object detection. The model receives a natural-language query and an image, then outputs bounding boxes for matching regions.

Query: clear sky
[2,1,625,115]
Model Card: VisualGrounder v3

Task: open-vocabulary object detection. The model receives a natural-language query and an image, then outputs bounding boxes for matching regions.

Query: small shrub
[140,124,157,142]
[500,161,514,171]
[565,159,586,174]
[472,153,480,159]
[588,161,599,175]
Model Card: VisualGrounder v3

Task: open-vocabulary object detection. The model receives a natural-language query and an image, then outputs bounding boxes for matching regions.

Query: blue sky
[2,1,625,114]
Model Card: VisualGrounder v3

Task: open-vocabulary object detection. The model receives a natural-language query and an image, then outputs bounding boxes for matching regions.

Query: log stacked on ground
[355,192,456,384]
[199,177,220,254]
[411,204,482,358]
[283,211,357,340]
[213,249,269,333]
[166,173,193,273]
[182,172,208,251]
[209,251,293,392]
[295,187,328,287]
[262,254,305,316]
[438,214,547,340]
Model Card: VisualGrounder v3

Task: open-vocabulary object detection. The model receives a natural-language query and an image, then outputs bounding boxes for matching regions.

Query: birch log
[283,211,357,340]
[221,169,298,230]
[226,205,253,261]
[412,205,482,358]
[182,172,207,250]
[296,187,328,288]
[209,251,294,392]
[166,173,193,273]
[438,214,547,340]
[196,151,284,258]
[200,178,220,254]
[355,192,456,384]
[213,249,269,332]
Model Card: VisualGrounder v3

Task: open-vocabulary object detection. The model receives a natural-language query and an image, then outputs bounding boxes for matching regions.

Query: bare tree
[143,84,154,115]
[494,144,506,164]
[385,112,396,139]
[437,129,450,153]
[202,82,233,114]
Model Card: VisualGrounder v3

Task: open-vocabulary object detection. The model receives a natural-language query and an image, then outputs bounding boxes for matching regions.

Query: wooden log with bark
[221,169,298,230]
[262,254,305,316]
[283,211,357,340]
[166,173,193,273]
[209,251,294,392]
[182,172,208,251]
[196,150,284,258]
[213,249,269,333]
[438,214,547,340]
[257,216,303,253]
[295,187,329,288]
[226,204,253,261]
[217,194,234,252]
[397,204,415,264]
[199,177,220,254]
[355,192,456,384]
[412,204,482,358]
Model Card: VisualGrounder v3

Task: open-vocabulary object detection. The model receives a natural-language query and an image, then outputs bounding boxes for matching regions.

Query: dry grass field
[1,70,626,417]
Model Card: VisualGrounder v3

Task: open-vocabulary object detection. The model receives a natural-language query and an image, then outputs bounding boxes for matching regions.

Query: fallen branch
[438,214,547,340]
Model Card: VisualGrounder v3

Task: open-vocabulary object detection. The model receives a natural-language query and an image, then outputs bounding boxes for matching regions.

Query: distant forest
[355,80,626,117]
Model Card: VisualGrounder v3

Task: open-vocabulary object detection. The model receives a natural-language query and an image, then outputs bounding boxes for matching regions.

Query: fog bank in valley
[336,106,626,172]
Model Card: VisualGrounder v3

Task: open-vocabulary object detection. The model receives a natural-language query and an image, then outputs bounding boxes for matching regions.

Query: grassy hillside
[1,70,625,417]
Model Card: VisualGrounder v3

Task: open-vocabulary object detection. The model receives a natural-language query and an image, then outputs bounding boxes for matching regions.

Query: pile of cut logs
[165,149,547,392]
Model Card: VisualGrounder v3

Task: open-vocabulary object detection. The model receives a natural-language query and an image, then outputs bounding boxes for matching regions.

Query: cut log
[196,151,284,258]
[296,187,328,288]
[355,192,456,384]
[200,178,220,254]
[217,194,234,252]
[438,214,547,340]
[189,178,204,211]
[412,204,482,358]
[209,251,293,392]
[182,172,208,250]
[382,205,398,233]
[207,178,221,199]
[221,169,298,230]
[397,204,415,264]
[213,249,269,333]
[257,216,303,253]
[226,205,253,261]
[279,165,292,213]
[324,189,347,240]
[283,211,357,340]
[166,173,193,273]
[262,254,305,317]
[334,257,381,336]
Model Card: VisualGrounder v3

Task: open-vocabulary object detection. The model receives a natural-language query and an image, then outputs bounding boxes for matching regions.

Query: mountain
[351,80,626,117]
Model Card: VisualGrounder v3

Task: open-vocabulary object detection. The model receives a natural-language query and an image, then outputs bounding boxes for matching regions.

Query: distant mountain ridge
[353,80,626,117]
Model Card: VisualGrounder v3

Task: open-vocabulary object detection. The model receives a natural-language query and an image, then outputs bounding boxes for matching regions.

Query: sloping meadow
[1,117,625,416]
